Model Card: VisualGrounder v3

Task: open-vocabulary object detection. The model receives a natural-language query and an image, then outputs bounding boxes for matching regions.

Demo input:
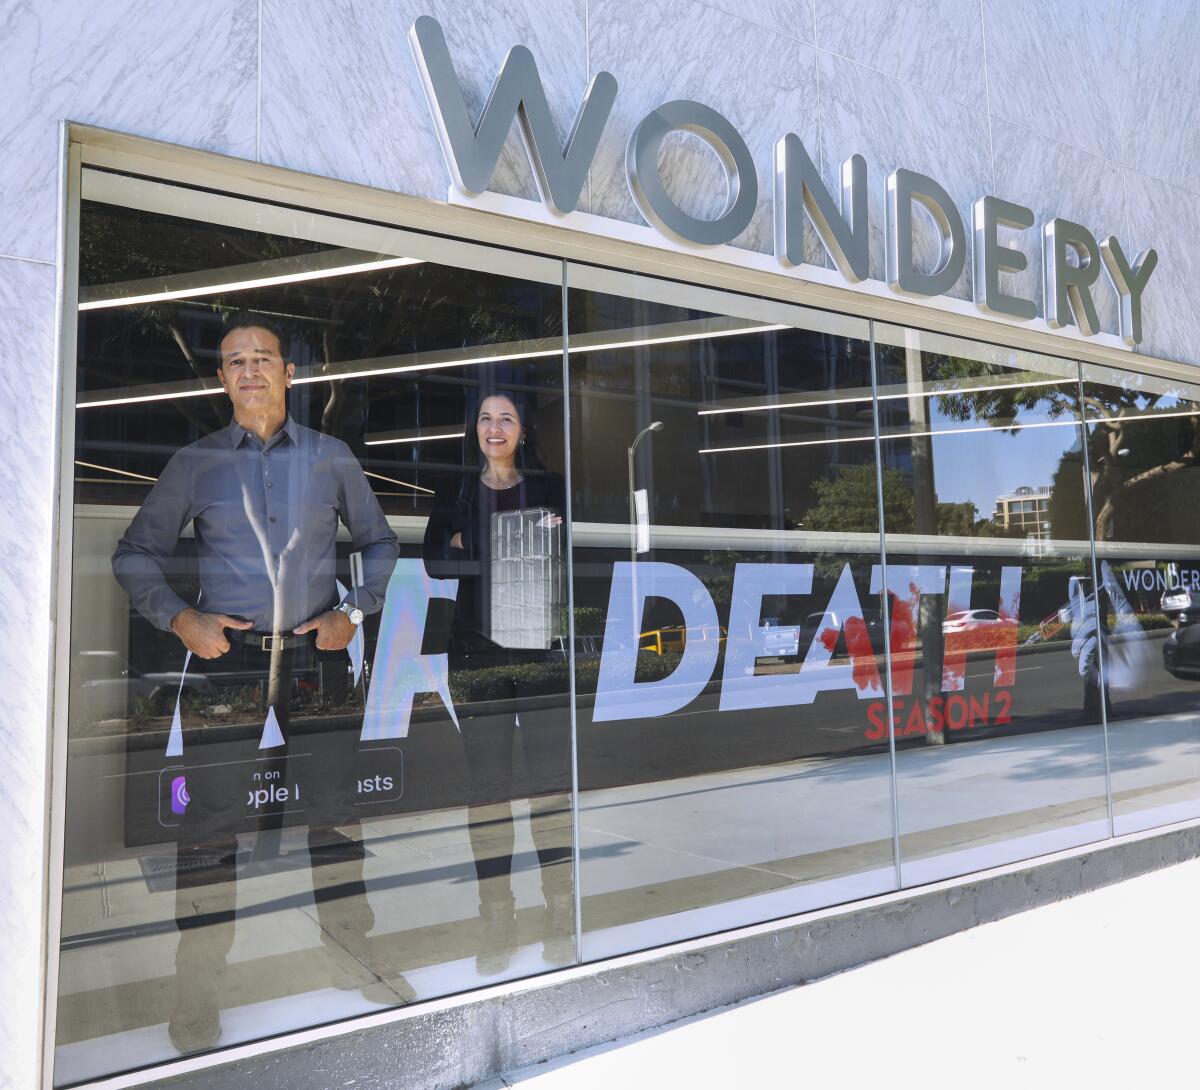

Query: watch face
[348,607,364,626]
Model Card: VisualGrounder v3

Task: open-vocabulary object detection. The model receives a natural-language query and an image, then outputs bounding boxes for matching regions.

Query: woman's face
[476,395,524,466]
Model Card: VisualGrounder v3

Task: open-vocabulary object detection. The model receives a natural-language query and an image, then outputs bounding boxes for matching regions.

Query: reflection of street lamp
[628,421,664,562]
[628,421,664,644]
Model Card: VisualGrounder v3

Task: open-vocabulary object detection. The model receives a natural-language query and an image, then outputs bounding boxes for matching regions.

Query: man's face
[217,326,294,417]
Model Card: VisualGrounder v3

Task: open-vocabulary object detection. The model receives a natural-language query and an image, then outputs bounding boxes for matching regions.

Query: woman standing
[423,391,574,974]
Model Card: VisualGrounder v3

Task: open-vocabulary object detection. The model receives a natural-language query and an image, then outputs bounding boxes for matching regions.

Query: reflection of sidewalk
[499,856,1200,1089]
[58,701,1200,1082]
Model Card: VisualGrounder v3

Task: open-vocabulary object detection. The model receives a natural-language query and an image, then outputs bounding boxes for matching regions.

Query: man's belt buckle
[260,635,290,652]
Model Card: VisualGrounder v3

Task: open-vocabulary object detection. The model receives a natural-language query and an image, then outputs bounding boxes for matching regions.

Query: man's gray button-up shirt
[112,417,400,634]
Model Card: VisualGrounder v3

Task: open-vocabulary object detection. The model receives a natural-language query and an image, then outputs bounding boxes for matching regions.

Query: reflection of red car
[942,609,1017,650]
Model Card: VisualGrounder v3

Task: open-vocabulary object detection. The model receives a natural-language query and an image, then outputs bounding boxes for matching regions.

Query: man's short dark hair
[218,310,289,357]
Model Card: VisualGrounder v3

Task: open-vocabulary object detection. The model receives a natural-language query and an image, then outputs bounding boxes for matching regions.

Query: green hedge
[447,651,686,703]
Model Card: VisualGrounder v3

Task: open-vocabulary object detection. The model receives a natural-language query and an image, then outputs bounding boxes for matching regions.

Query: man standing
[113,311,402,1052]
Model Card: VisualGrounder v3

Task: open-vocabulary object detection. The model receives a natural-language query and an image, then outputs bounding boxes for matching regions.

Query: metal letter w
[410,15,618,215]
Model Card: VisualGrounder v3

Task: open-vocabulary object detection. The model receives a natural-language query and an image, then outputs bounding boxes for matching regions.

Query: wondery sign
[410,16,1157,347]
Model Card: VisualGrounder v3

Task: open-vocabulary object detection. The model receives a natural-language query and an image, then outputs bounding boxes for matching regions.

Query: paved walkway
[493,856,1200,1089]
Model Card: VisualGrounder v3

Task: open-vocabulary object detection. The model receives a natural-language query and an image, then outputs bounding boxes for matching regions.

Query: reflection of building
[993,485,1052,541]
[490,508,564,649]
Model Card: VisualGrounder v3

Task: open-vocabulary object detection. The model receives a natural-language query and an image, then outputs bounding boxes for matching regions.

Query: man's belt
[229,630,314,653]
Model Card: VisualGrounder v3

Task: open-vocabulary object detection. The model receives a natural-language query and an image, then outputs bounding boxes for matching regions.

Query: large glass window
[58,177,570,1084]
[874,326,1109,884]
[55,167,1200,1086]
[564,267,896,959]
[1080,364,1200,834]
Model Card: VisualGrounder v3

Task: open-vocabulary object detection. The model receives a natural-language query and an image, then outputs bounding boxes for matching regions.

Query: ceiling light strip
[76,322,785,408]
[74,459,159,482]
[77,257,425,311]
[1088,407,1200,426]
[363,470,436,495]
[698,376,1074,416]
[700,416,1083,454]
[364,431,466,447]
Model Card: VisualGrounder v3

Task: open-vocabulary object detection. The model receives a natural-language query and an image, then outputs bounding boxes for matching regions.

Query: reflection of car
[74,650,212,720]
[638,625,726,656]
[942,609,1017,651]
[550,634,606,658]
[759,616,800,658]
[796,609,885,658]
[1160,590,1200,678]
[942,609,1012,632]
[1161,628,1200,678]
[1161,589,1194,614]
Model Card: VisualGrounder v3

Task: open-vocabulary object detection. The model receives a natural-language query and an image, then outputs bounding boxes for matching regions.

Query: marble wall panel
[989,118,1124,338]
[815,0,986,108]
[700,0,814,43]
[0,256,56,1090]
[587,0,820,258]
[0,0,257,264]
[1124,171,1200,368]
[981,0,1123,163]
[816,50,991,301]
[260,0,586,206]
[1119,2,1200,195]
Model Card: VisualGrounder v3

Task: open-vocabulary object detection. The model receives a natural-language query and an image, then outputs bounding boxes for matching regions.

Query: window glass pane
[873,325,1107,885]
[59,192,570,1082]
[1080,363,1200,834]
[566,267,895,960]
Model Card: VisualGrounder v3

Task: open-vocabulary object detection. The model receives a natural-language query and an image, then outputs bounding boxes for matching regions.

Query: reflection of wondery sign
[410,16,1157,346]
[1120,566,1200,593]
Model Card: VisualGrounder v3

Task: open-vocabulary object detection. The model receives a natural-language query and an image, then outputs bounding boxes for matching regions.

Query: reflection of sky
[923,399,1082,512]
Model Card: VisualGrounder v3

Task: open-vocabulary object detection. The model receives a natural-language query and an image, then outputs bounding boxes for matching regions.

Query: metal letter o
[626,100,758,247]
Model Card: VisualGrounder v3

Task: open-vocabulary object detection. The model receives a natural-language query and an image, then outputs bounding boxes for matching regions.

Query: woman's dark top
[422,472,566,649]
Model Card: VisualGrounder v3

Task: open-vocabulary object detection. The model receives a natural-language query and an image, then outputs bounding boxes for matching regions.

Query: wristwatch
[336,601,365,626]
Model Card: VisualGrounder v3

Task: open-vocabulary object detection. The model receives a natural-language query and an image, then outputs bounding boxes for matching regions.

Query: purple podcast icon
[170,775,190,816]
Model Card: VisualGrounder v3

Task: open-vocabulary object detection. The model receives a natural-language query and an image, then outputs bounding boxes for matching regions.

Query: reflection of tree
[571,607,605,635]
[936,501,978,537]
[1049,417,1200,545]
[1046,449,1090,540]
[911,351,1200,732]
[702,550,766,613]
[803,465,911,533]
[800,466,902,581]
[970,516,1028,540]
[1086,410,1200,542]
[922,350,1200,545]
[801,464,978,537]
[882,349,1081,743]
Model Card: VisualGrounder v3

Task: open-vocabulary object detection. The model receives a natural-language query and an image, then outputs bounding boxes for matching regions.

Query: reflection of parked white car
[942,610,1017,652]
[942,609,1014,633]
[549,634,606,659]
[1161,589,1193,613]
[74,650,212,720]
[759,616,800,658]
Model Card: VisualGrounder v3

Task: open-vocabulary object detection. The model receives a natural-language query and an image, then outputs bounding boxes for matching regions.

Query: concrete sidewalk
[492,856,1200,1089]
